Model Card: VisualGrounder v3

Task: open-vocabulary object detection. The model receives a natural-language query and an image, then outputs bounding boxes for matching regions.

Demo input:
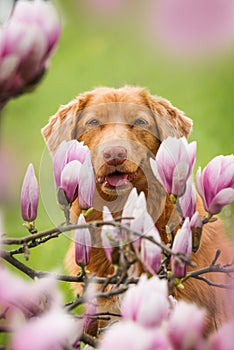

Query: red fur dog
[42,86,234,335]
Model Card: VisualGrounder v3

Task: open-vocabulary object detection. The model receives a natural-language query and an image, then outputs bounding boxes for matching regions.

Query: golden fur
[42,86,234,335]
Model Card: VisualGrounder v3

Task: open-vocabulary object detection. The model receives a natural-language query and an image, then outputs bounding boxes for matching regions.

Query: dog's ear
[142,91,193,140]
[41,92,92,155]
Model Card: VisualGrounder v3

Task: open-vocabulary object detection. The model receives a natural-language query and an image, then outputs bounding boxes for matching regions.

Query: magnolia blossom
[53,140,90,188]
[11,307,80,350]
[54,141,95,209]
[0,267,61,316]
[167,301,205,350]
[99,321,170,350]
[150,137,196,197]
[74,214,92,267]
[141,213,162,274]
[171,217,192,278]
[0,0,61,106]
[121,275,169,328]
[196,155,234,215]
[101,206,119,263]
[209,320,234,350]
[20,163,39,222]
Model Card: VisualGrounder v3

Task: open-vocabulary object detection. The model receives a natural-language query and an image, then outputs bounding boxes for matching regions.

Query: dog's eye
[132,119,148,126]
[87,119,101,126]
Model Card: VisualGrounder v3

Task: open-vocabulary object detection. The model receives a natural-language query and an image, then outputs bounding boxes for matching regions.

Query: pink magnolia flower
[60,160,81,204]
[11,307,80,350]
[167,301,205,350]
[121,275,169,328]
[101,206,119,263]
[0,267,61,316]
[78,153,95,210]
[209,320,234,350]
[179,176,196,219]
[171,217,192,278]
[74,214,92,267]
[53,140,90,188]
[99,321,169,350]
[20,163,39,222]
[0,0,61,106]
[141,213,162,274]
[150,137,196,197]
[196,155,234,215]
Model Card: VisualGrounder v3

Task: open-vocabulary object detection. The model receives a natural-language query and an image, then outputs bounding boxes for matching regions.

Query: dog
[42,86,234,335]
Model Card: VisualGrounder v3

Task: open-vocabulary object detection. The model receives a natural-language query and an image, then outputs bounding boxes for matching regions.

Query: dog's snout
[103,146,127,166]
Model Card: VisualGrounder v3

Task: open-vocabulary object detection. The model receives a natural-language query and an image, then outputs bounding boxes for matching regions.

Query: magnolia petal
[53,141,69,188]
[202,156,222,207]
[0,55,19,92]
[171,161,189,196]
[66,140,90,164]
[78,154,95,209]
[74,214,92,266]
[61,160,81,203]
[208,188,234,214]
[179,176,196,219]
[195,167,208,211]
[150,157,169,193]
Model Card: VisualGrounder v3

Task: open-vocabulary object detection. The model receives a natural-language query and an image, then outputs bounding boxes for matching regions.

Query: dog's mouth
[96,170,138,191]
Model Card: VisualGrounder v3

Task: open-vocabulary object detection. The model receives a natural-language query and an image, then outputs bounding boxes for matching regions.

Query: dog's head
[42,86,192,218]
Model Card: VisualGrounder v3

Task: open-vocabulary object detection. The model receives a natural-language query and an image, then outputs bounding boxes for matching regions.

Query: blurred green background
[1,0,234,284]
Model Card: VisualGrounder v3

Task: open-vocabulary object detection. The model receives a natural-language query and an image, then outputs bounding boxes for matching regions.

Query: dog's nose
[103,146,127,166]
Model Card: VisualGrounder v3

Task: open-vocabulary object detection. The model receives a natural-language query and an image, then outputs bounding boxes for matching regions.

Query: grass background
[1,1,234,290]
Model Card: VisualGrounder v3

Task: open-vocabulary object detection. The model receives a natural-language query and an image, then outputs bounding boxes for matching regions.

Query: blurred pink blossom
[99,321,169,350]
[0,267,61,317]
[167,301,205,350]
[0,0,61,107]
[209,320,234,350]
[150,137,196,197]
[121,275,169,328]
[196,155,234,215]
[11,307,80,350]
[150,0,234,58]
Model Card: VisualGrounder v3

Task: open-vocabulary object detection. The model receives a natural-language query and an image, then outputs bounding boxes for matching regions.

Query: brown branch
[1,220,193,266]
[80,332,99,349]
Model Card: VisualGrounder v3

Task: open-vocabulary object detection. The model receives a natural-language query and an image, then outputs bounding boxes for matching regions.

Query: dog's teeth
[97,176,104,183]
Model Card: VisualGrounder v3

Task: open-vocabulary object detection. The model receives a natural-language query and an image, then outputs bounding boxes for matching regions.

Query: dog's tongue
[105,173,128,187]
